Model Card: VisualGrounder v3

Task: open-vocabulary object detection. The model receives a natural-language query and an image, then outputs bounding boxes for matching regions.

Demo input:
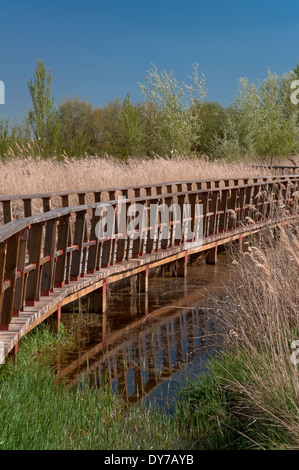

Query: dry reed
[0,154,270,196]
[0,154,272,223]
[214,224,299,448]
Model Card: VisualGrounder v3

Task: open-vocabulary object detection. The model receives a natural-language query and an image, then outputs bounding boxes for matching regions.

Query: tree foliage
[210,67,299,161]
[28,59,60,155]
[138,64,206,156]
[1,60,299,161]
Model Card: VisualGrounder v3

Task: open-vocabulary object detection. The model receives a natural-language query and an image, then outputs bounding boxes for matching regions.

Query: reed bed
[179,224,299,449]
[0,154,271,196]
[0,154,272,223]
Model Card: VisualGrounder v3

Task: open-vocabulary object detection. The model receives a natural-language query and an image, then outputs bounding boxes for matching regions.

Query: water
[54,253,231,410]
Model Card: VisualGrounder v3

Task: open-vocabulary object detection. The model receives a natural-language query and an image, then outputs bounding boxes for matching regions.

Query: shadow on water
[53,253,231,411]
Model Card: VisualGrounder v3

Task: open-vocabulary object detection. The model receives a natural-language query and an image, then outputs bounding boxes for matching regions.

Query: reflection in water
[56,253,230,409]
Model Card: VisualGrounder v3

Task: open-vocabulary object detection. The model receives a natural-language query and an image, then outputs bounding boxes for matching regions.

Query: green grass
[0,324,187,450]
[175,351,299,450]
[0,322,296,450]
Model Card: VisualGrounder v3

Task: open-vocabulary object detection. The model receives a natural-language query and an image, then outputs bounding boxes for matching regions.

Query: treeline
[1,59,299,161]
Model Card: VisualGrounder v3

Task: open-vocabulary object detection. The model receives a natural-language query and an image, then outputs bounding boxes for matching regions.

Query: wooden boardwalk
[0,169,299,363]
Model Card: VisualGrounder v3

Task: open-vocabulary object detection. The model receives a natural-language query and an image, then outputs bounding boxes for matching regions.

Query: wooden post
[227,188,237,231]
[78,194,89,278]
[101,206,115,268]
[89,280,107,313]
[87,208,99,274]
[49,303,62,334]
[207,244,217,264]
[55,215,70,288]
[138,265,149,293]
[0,243,7,319]
[144,291,149,318]
[188,192,197,242]
[25,223,43,306]
[41,220,57,296]
[1,234,20,330]
[218,189,228,233]
[13,228,28,316]
[177,251,188,277]
[200,192,209,238]
[70,210,86,281]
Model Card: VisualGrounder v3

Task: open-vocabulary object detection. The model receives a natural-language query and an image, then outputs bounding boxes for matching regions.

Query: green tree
[211,69,299,161]
[59,97,103,156]
[58,97,125,158]
[28,59,60,156]
[191,101,226,155]
[121,92,142,160]
[139,64,206,156]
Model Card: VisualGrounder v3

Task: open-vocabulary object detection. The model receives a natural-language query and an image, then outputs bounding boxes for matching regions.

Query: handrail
[0,175,298,241]
[1,173,298,224]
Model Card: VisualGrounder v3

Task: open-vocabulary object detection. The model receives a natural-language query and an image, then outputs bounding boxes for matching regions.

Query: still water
[54,253,231,410]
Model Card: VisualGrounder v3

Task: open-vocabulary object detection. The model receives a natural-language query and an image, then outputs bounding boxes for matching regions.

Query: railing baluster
[13,228,28,315]
[0,242,7,327]
[1,234,20,329]
[55,215,70,288]
[41,220,58,296]
[70,210,86,281]
[25,223,43,306]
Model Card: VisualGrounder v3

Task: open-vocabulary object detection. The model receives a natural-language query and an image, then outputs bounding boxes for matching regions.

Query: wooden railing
[262,165,299,175]
[1,174,298,224]
[0,174,298,332]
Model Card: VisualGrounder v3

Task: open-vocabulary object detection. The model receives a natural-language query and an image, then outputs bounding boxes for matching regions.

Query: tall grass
[176,224,299,449]
[0,154,273,223]
[0,154,270,197]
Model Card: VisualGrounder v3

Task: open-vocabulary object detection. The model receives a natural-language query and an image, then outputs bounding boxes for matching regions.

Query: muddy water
[54,253,231,409]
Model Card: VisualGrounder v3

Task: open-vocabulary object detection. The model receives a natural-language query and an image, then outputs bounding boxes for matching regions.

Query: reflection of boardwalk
[62,305,218,403]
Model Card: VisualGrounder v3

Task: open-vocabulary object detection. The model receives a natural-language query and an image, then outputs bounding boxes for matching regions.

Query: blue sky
[0,0,299,119]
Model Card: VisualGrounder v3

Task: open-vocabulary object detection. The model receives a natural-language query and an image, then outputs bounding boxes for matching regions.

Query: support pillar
[49,302,61,334]
[207,244,218,264]
[144,291,149,318]
[177,252,188,277]
[102,311,107,348]
[89,281,107,313]
[138,266,149,293]
[9,341,19,365]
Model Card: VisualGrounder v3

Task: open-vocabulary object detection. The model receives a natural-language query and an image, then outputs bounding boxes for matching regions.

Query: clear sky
[0,0,299,119]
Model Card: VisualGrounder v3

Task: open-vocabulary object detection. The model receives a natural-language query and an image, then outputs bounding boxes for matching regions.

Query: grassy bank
[0,324,184,450]
[0,322,258,450]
